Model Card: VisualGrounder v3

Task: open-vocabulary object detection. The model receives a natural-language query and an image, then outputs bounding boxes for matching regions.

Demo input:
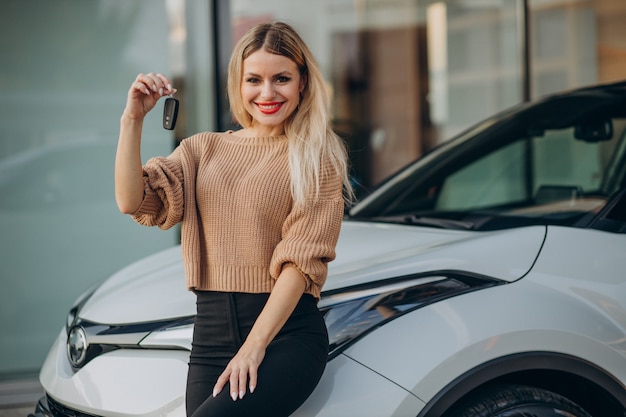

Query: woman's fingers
[156,73,175,94]
[133,73,173,96]
[212,358,260,401]
[212,370,229,398]
[248,366,257,394]
[124,73,175,120]
[212,365,247,401]
[211,342,265,401]
[232,368,245,400]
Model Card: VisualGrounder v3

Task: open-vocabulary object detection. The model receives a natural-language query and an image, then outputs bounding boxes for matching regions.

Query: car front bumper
[38,329,424,417]
[39,329,190,417]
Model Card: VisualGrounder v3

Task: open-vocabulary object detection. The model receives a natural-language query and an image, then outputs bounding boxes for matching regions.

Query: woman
[115,21,352,416]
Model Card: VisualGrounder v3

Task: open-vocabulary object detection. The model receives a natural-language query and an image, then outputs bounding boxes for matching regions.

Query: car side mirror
[574,118,613,142]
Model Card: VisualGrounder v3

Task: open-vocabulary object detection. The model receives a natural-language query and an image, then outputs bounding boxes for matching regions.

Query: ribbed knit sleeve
[270,169,345,299]
[131,147,186,230]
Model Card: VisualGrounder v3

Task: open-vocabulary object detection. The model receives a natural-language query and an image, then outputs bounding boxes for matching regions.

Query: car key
[163,96,179,130]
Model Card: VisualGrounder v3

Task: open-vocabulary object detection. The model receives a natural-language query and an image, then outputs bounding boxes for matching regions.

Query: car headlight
[319,272,503,359]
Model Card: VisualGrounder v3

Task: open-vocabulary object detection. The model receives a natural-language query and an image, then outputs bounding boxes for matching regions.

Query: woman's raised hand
[116,72,175,214]
[123,73,175,121]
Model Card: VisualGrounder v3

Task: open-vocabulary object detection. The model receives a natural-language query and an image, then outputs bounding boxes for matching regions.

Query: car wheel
[448,384,592,417]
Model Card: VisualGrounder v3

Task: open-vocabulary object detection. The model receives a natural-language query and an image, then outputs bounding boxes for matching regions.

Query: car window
[438,125,621,211]
[534,128,609,193]
[437,140,526,211]
[369,116,626,230]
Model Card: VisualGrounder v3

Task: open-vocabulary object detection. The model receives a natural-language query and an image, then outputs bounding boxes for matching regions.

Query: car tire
[448,384,592,417]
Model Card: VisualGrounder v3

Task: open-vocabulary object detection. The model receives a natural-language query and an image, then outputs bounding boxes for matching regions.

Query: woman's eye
[245,77,260,84]
[276,76,291,83]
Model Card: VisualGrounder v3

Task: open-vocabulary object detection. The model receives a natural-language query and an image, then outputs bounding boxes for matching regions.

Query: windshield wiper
[404,215,476,230]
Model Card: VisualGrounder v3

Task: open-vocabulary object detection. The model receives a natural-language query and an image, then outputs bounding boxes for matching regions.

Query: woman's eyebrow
[244,70,294,78]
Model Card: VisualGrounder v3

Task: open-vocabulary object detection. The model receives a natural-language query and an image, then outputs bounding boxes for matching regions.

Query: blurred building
[1,0,625,386]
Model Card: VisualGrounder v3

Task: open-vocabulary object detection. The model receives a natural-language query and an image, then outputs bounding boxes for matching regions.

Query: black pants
[186,291,329,417]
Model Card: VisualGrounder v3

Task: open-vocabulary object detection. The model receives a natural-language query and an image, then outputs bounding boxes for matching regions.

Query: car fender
[341,278,626,410]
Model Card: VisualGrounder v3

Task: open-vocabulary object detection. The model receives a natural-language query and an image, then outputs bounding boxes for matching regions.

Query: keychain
[163,95,179,130]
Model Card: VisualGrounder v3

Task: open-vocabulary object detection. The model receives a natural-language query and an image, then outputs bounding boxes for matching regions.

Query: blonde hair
[227,21,353,206]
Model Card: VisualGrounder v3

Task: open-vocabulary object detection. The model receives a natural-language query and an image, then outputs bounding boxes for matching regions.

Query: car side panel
[293,355,425,417]
[341,268,625,405]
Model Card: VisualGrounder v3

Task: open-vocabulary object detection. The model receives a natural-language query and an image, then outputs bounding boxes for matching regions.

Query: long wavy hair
[227,21,353,206]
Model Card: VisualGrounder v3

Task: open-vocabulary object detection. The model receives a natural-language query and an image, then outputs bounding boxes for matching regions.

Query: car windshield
[349,86,626,231]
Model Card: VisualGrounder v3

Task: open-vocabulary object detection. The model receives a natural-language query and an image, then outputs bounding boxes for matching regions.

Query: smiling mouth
[256,102,283,114]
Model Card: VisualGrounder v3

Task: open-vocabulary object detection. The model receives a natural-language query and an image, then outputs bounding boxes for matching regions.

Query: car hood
[79,221,546,325]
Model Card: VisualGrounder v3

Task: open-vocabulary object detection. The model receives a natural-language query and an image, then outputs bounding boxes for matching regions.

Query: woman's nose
[260,82,275,100]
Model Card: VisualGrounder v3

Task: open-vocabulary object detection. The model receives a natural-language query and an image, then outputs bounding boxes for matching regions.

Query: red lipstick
[256,101,283,114]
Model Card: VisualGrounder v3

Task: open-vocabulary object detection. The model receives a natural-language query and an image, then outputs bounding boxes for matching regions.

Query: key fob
[163,97,179,130]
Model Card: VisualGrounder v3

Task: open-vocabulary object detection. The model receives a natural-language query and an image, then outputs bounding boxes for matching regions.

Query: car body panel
[41,223,547,416]
[40,328,425,417]
[339,225,626,401]
[293,355,425,417]
[80,247,194,325]
[40,329,189,417]
[343,277,626,400]
[80,222,546,325]
[329,221,545,289]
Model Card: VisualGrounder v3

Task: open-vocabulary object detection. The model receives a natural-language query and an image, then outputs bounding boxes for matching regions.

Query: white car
[32,81,626,417]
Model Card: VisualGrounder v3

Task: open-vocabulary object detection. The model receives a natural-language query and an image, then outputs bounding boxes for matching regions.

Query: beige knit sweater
[131,131,344,299]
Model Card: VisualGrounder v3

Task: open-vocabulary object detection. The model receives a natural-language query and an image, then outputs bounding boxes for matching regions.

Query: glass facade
[0,1,190,377]
[1,0,626,379]
[225,0,626,194]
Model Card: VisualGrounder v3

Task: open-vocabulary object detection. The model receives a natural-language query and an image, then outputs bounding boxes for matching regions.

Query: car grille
[46,396,100,417]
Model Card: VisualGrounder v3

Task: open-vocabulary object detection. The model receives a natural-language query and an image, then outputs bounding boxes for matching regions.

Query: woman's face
[240,49,304,136]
